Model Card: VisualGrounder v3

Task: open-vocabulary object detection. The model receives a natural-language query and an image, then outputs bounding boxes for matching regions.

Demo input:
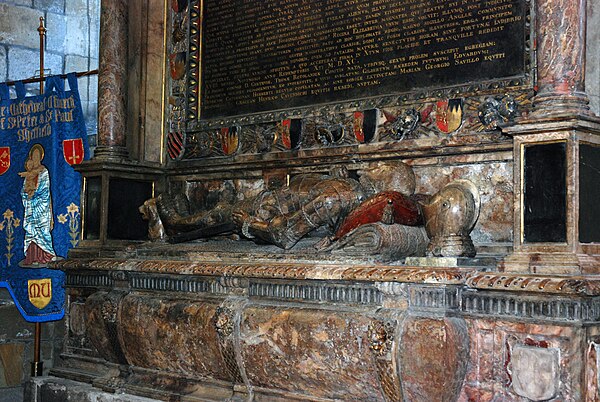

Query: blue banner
[0,74,89,322]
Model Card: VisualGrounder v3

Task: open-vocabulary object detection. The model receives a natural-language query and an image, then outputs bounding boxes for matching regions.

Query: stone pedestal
[501,0,600,274]
[21,244,600,402]
[502,117,600,274]
[74,160,164,245]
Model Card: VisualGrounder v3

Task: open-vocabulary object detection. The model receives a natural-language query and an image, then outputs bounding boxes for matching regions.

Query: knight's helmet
[421,180,480,257]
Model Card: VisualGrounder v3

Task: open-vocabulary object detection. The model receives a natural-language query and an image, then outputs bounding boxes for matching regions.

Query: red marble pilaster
[95,0,129,159]
[533,0,591,115]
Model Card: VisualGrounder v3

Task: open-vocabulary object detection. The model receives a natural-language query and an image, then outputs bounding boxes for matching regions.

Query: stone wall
[0,0,99,391]
[0,0,100,145]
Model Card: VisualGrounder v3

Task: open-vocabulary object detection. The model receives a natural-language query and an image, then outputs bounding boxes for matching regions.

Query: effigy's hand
[314,236,333,251]
[232,208,249,226]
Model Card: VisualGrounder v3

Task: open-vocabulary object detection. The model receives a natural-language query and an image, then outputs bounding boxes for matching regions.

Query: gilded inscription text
[201,0,526,118]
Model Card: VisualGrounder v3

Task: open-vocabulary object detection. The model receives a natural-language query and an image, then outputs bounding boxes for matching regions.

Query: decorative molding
[66,271,113,288]
[129,273,209,293]
[248,281,382,305]
[462,291,600,323]
[189,86,533,132]
[466,273,600,296]
[181,91,531,161]
[186,0,201,122]
[408,285,461,311]
[60,258,600,323]
[56,258,474,285]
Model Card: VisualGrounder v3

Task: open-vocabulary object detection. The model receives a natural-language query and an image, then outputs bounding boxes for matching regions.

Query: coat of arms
[63,139,84,165]
[167,131,185,160]
[0,147,9,175]
[436,99,464,134]
[278,119,302,150]
[28,278,52,309]
[218,126,240,156]
[353,109,378,143]
[509,345,559,401]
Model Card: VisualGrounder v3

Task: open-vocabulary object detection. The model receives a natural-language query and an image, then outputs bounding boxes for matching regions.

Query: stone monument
[25,0,600,401]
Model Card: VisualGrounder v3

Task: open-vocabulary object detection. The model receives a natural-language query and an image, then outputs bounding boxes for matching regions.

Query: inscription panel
[200,0,528,119]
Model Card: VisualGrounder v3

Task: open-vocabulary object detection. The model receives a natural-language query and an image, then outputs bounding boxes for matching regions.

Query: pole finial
[37,16,46,36]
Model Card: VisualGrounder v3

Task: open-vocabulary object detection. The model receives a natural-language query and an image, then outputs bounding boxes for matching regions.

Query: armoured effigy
[153,161,422,248]
[145,162,480,259]
[233,161,423,250]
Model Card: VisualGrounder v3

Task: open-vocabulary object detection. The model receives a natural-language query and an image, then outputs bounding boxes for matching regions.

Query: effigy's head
[358,161,416,196]
[420,180,480,257]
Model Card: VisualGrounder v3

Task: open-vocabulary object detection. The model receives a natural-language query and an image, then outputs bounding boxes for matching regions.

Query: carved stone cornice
[56,257,600,300]
[53,258,473,285]
[465,273,600,296]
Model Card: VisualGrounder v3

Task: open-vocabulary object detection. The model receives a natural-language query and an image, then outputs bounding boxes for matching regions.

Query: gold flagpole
[38,17,46,94]
[31,16,46,378]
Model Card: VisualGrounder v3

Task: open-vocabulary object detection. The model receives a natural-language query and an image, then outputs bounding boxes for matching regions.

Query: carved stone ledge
[58,258,600,300]
[502,251,600,276]
[466,273,600,296]
[55,258,475,285]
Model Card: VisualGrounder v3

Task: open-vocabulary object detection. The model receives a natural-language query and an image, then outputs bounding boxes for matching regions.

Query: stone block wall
[0,0,100,146]
[0,0,99,392]
[0,289,63,387]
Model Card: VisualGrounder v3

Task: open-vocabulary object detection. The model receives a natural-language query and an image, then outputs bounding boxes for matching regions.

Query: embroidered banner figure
[0,73,89,322]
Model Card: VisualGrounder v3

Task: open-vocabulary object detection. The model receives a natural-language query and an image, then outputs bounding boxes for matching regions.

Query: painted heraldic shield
[167,131,185,160]
[436,99,464,134]
[0,147,9,175]
[28,278,52,309]
[63,138,84,166]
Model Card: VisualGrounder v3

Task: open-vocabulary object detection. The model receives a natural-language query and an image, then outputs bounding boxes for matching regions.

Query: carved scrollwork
[109,270,127,282]
[255,124,277,153]
[212,301,246,385]
[368,318,403,402]
[386,108,421,140]
[101,302,118,323]
[182,131,213,159]
[477,94,519,131]
[213,306,235,338]
[309,114,348,146]
[368,320,395,357]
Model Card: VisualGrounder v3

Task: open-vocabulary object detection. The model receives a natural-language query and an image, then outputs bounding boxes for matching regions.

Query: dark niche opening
[523,142,567,243]
[580,143,600,243]
[107,179,153,240]
[83,176,101,240]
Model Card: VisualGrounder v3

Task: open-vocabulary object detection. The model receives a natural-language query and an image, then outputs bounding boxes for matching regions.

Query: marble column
[95,0,129,159]
[532,0,592,116]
